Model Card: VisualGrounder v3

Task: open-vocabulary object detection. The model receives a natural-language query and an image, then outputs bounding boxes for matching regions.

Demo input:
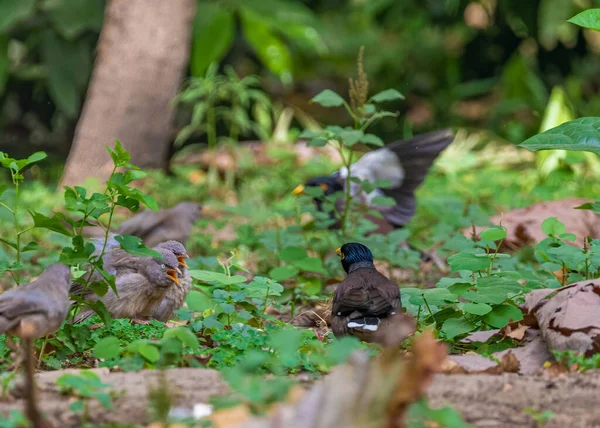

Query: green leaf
[447,252,491,272]
[162,327,199,350]
[361,133,384,147]
[459,302,493,316]
[541,217,566,236]
[370,89,405,103]
[483,304,523,328]
[186,289,213,311]
[339,129,364,147]
[190,4,234,77]
[0,0,35,32]
[268,265,298,281]
[27,152,47,164]
[114,235,161,258]
[293,257,324,273]
[279,246,308,263]
[30,211,74,236]
[21,241,38,252]
[0,238,17,250]
[441,318,476,339]
[310,89,346,107]
[575,201,600,214]
[189,270,247,286]
[45,0,105,39]
[463,277,524,305]
[240,9,292,84]
[106,140,131,167]
[568,9,600,31]
[69,400,85,413]
[371,196,396,207]
[93,337,121,360]
[519,117,600,155]
[480,226,507,242]
[138,342,160,363]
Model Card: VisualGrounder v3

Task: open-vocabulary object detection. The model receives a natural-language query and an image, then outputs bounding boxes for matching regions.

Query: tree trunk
[60,0,196,187]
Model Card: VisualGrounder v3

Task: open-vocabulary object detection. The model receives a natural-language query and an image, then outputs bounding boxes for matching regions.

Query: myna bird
[0,263,71,428]
[70,247,182,324]
[116,202,202,248]
[294,129,454,231]
[331,243,402,343]
[151,240,192,321]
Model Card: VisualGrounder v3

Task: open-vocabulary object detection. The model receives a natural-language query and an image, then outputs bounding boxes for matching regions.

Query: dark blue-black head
[336,242,374,273]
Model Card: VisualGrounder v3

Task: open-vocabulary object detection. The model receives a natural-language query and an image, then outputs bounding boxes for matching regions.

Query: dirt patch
[2,368,600,427]
[428,372,600,427]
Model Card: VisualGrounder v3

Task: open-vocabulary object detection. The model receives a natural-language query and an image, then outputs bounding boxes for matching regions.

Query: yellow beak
[177,255,188,269]
[292,184,305,196]
[335,247,342,256]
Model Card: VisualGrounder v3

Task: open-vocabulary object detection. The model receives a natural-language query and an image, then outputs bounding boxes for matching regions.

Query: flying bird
[70,247,181,324]
[294,129,454,231]
[331,242,402,343]
[0,264,71,428]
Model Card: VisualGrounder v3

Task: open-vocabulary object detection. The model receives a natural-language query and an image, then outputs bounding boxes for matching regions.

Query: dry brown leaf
[505,324,529,341]
[493,330,554,375]
[460,329,500,344]
[525,280,600,356]
[466,198,599,251]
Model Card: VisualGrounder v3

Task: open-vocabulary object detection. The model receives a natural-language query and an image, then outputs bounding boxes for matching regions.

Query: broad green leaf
[189,270,247,286]
[268,265,299,281]
[482,303,523,328]
[0,0,35,32]
[190,4,234,76]
[243,276,284,298]
[114,235,161,258]
[441,318,476,339]
[0,238,17,250]
[339,129,364,146]
[371,196,396,207]
[370,89,405,103]
[162,327,199,350]
[575,201,600,214]
[447,282,473,296]
[279,246,308,263]
[240,9,292,84]
[27,152,47,164]
[45,0,105,39]
[310,89,345,107]
[138,342,160,363]
[93,337,121,360]
[447,252,491,272]
[463,277,524,305]
[519,117,600,155]
[293,257,324,273]
[459,302,492,316]
[480,226,507,242]
[361,133,384,147]
[421,288,458,306]
[30,211,74,236]
[568,9,600,31]
[541,217,566,236]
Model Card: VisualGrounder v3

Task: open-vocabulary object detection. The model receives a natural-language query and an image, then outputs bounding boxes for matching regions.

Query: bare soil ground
[2,368,600,427]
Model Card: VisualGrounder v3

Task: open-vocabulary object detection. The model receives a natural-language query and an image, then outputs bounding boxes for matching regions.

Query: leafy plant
[299,47,403,235]
[0,151,47,283]
[56,371,113,424]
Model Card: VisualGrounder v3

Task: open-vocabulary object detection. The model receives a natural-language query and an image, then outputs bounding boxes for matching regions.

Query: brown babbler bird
[0,264,71,428]
[293,129,454,232]
[331,243,402,343]
[70,247,181,324]
[151,240,192,321]
[116,202,201,247]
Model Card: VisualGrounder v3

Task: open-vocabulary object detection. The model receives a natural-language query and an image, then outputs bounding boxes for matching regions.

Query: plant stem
[12,173,21,284]
[339,143,354,236]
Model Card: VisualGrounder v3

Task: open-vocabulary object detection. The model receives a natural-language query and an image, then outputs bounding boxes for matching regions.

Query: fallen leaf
[505,324,529,341]
[460,329,500,344]
[466,198,599,250]
[523,280,600,356]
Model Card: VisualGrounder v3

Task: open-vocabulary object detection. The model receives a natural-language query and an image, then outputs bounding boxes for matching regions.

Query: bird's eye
[160,264,166,269]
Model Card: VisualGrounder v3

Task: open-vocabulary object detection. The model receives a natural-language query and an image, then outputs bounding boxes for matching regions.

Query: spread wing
[381,129,454,225]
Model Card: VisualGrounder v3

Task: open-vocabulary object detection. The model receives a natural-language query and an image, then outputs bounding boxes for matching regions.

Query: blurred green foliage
[4,0,600,161]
